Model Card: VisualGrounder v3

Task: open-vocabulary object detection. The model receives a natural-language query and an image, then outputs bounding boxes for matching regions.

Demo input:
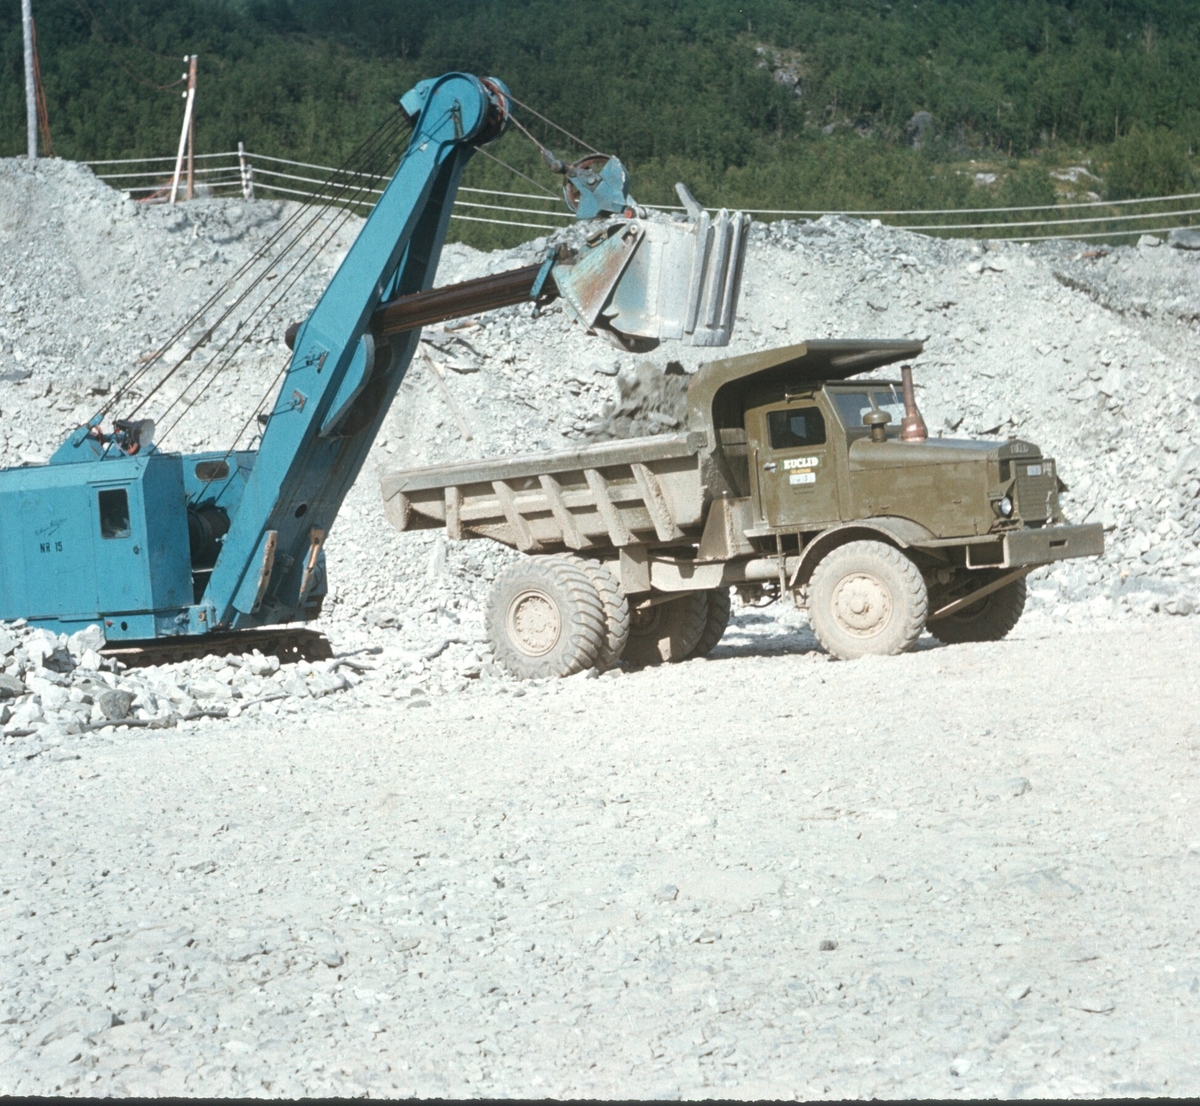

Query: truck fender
[792,517,937,588]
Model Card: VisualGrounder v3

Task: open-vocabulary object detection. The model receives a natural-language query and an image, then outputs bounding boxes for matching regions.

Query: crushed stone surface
[3,620,1199,1097]
[1,156,1199,1096]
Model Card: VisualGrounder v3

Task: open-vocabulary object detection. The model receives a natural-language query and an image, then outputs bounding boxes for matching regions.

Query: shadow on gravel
[708,628,824,659]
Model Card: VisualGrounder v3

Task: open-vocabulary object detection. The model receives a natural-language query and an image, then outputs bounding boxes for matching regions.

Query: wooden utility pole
[21,0,37,159]
[31,19,54,157]
[169,55,197,205]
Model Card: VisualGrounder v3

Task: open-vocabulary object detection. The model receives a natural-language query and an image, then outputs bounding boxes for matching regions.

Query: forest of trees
[3,0,1199,246]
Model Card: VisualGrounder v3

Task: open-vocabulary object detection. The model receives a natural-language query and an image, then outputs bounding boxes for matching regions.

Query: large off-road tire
[686,587,733,659]
[555,556,630,671]
[621,591,709,667]
[485,557,606,679]
[929,575,1027,645]
[808,540,928,660]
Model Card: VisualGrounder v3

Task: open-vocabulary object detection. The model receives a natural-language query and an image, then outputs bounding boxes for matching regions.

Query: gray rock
[819,938,838,951]
[42,645,75,673]
[1168,227,1200,250]
[906,110,935,149]
[98,689,134,721]
[0,672,25,699]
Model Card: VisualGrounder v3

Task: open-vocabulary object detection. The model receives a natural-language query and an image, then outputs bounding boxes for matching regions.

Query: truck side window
[98,489,131,539]
[768,407,826,449]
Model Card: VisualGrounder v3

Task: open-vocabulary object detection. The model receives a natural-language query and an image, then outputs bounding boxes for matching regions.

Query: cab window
[768,407,826,449]
[98,488,131,539]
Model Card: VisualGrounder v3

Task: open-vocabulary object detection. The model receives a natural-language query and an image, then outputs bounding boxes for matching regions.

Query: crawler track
[99,626,333,668]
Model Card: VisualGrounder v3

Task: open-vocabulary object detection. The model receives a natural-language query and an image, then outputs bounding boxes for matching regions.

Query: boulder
[1168,228,1200,250]
[98,689,134,721]
[0,673,26,700]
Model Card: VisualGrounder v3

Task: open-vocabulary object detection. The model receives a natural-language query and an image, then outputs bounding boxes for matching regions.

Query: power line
[74,0,185,91]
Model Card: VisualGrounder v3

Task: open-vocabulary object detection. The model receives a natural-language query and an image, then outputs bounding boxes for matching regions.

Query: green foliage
[997,164,1058,208]
[3,0,1200,248]
[1104,127,1193,199]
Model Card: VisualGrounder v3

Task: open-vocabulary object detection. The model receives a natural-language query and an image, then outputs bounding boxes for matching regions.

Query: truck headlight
[995,495,1013,518]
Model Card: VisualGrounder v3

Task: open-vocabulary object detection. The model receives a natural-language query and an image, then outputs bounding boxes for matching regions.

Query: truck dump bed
[380,434,705,553]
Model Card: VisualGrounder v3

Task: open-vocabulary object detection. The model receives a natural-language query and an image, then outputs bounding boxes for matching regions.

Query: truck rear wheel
[621,592,709,667]
[686,587,732,659]
[554,556,630,671]
[930,575,1026,645]
[485,557,606,679]
[808,540,927,660]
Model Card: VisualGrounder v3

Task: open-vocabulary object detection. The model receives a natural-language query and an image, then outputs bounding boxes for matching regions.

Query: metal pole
[169,55,196,205]
[186,55,196,200]
[21,0,37,159]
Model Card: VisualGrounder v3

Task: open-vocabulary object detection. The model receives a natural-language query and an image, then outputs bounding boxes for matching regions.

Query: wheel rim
[831,571,893,638]
[506,589,561,657]
[629,603,663,638]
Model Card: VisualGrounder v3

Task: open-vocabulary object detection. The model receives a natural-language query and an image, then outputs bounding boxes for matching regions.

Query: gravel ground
[3,156,1200,1097]
[3,614,1198,1099]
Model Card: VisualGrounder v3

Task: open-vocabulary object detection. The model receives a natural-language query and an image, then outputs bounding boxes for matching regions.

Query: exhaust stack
[899,364,928,442]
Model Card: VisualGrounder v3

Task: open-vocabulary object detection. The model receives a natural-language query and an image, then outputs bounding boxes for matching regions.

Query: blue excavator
[0,72,749,661]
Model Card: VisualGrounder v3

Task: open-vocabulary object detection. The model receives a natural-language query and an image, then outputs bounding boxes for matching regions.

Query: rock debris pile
[1,156,1199,740]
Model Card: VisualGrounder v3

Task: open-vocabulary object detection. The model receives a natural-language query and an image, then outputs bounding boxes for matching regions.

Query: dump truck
[381,339,1105,675]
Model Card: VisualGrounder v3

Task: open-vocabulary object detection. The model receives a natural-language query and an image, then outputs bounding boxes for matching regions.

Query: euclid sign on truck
[382,340,1104,676]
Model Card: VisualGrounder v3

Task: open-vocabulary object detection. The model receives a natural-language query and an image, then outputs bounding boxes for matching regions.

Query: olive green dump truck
[380,340,1104,676]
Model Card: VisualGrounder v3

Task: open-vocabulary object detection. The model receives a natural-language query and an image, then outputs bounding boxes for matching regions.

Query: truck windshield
[834,387,906,431]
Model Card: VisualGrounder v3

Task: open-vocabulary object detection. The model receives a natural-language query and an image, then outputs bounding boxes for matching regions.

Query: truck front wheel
[929,574,1026,645]
[808,540,928,660]
[486,557,606,679]
[621,592,709,667]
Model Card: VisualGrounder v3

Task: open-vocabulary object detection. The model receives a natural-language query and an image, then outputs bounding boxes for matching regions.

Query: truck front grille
[1013,460,1056,524]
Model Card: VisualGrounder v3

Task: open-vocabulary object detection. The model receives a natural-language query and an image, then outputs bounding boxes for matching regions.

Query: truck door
[748,399,841,529]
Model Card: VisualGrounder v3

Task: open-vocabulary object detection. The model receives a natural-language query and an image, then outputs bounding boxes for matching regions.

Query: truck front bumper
[997,522,1105,568]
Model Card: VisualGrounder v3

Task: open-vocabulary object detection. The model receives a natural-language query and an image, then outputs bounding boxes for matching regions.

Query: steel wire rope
[154,114,415,440]
[474,146,558,196]
[99,111,409,423]
[89,0,180,60]
[503,93,603,156]
[73,0,185,90]
[155,154,400,446]
[130,115,410,425]
[188,192,383,494]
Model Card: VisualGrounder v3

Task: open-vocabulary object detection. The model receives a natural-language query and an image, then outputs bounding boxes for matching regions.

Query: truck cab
[742,379,1058,541]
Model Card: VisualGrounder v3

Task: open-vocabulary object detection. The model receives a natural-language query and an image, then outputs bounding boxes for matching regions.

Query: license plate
[789,472,816,485]
[1025,464,1043,477]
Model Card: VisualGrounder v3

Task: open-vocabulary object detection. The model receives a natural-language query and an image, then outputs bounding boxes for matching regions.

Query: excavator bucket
[552,197,751,349]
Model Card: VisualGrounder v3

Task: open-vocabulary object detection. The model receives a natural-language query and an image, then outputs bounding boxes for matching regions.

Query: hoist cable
[157,188,380,445]
[101,110,408,423]
[474,145,558,197]
[144,121,409,431]
[110,109,407,411]
[505,93,603,156]
[156,116,413,444]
